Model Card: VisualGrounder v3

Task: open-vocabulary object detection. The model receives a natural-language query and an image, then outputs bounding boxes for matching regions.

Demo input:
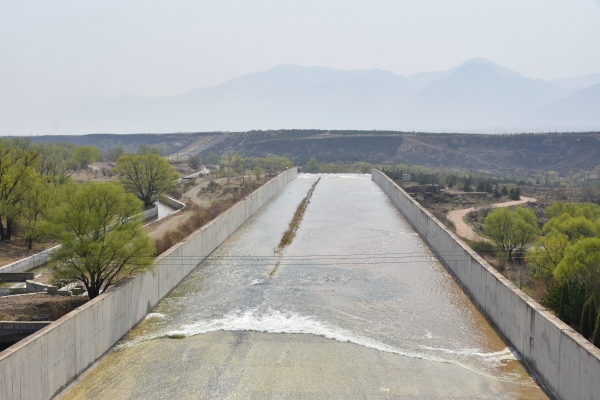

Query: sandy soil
[0,294,87,321]
[448,197,537,241]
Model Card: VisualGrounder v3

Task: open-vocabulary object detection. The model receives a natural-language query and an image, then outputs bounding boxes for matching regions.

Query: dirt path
[144,211,193,239]
[447,196,537,241]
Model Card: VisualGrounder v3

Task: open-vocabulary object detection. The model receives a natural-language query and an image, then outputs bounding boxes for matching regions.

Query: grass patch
[276,178,321,253]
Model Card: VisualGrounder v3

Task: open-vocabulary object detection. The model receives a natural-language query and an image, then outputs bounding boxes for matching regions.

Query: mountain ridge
[2,59,599,135]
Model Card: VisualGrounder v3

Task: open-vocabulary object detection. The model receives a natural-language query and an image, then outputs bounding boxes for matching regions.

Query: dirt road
[447,197,536,241]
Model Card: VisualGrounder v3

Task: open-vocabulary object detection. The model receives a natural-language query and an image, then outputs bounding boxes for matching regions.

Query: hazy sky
[1,0,599,112]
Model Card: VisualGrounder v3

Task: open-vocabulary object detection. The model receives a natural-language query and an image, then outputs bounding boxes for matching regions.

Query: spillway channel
[62,174,548,399]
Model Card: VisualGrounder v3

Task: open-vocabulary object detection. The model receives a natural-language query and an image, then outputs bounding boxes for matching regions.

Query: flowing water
[63,174,548,399]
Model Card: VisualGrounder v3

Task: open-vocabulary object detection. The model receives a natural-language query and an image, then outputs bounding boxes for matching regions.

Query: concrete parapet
[372,168,600,400]
[0,246,59,274]
[0,167,297,400]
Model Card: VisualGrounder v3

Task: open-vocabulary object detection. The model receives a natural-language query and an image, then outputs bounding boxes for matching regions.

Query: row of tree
[480,202,600,344]
[0,139,180,244]
[526,203,600,341]
[2,139,300,300]
[305,158,373,174]
[205,152,293,179]
[0,139,183,299]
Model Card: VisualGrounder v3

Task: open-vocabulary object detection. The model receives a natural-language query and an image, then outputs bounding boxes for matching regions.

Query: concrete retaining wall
[372,168,600,400]
[142,205,158,221]
[0,168,297,400]
[0,246,59,274]
[25,281,53,294]
[158,194,185,210]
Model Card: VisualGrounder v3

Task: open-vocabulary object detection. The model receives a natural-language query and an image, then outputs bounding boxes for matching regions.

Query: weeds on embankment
[154,183,261,255]
[276,178,320,253]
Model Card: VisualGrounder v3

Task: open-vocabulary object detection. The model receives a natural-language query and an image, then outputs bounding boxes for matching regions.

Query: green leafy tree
[555,238,600,297]
[72,146,101,170]
[307,158,319,173]
[542,213,595,242]
[37,142,74,183]
[114,154,180,207]
[107,147,125,162]
[462,176,473,192]
[49,182,155,299]
[510,187,521,200]
[0,143,41,240]
[17,177,56,249]
[355,162,373,174]
[137,144,160,155]
[581,297,593,339]
[253,166,264,181]
[527,231,571,283]
[483,207,538,262]
[206,152,220,165]
[559,281,570,321]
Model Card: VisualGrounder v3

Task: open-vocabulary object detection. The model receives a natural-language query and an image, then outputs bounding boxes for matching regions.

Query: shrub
[581,298,593,339]
[593,313,600,347]
[468,240,497,259]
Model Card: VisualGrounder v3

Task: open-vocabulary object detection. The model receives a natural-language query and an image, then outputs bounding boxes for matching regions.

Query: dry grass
[154,182,262,255]
[0,294,87,321]
[277,178,320,252]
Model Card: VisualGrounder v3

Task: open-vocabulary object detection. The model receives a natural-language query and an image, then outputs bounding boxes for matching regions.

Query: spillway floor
[62,174,548,399]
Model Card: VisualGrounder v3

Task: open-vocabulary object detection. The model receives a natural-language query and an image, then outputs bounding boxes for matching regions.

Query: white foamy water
[144,313,165,320]
[166,309,515,367]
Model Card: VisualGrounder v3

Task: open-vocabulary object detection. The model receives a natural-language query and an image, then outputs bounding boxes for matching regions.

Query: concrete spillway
[62,175,548,399]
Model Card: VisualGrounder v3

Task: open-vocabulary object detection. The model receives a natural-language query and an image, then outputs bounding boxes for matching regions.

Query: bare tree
[188,155,201,170]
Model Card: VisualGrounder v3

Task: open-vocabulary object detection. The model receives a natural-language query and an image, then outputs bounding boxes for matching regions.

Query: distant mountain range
[3,58,600,135]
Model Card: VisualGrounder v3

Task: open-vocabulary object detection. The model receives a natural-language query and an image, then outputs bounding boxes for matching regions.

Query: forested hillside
[24,130,600,177]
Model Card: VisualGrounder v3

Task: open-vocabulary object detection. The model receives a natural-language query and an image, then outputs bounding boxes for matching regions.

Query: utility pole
[225,147,233,184]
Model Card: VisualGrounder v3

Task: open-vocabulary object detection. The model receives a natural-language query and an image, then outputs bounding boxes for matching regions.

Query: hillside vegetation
[211,131,600,177]
[25,131,600,179]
